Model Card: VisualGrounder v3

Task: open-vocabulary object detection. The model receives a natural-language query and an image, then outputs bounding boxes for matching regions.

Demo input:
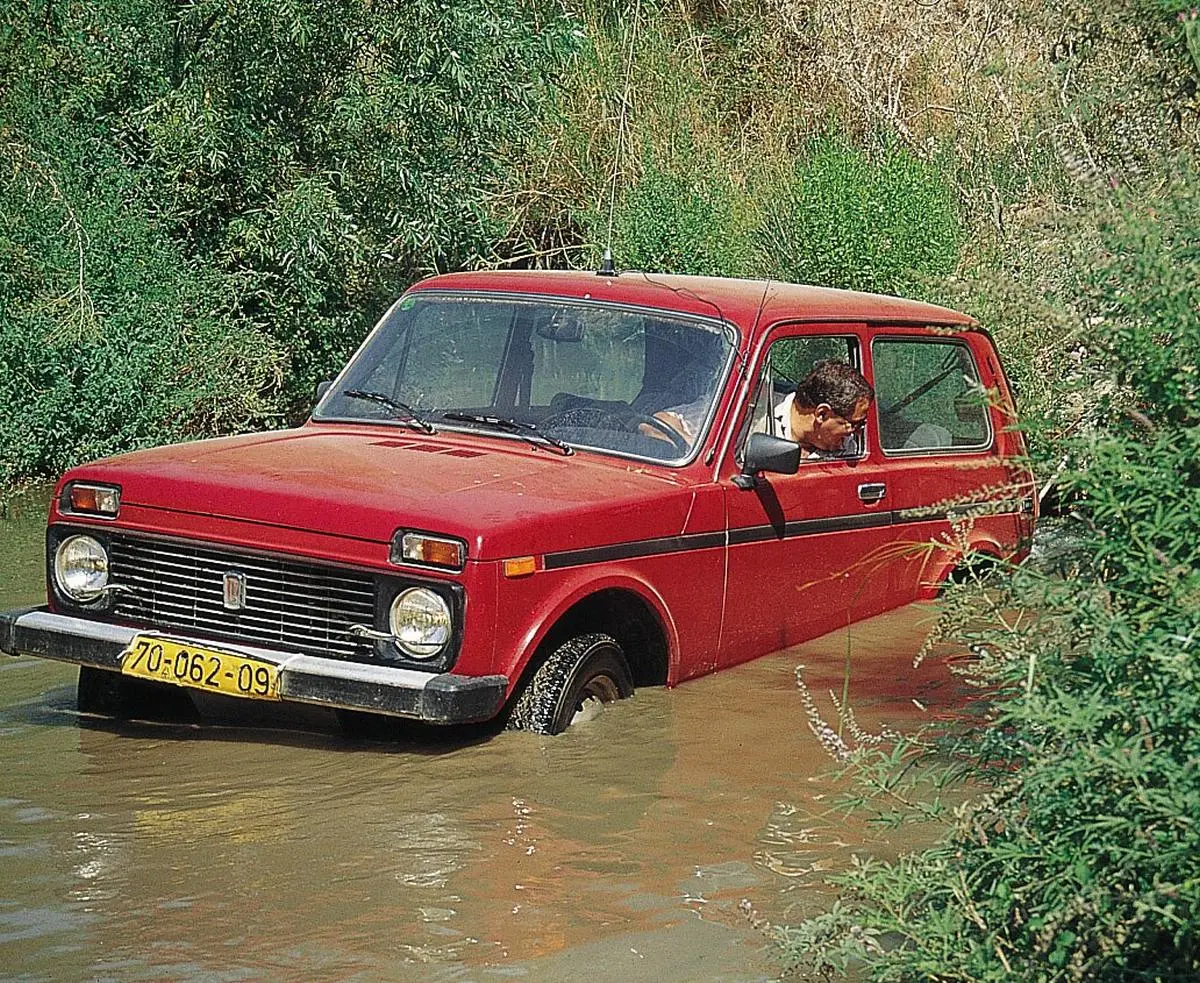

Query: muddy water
[0,489,968,982]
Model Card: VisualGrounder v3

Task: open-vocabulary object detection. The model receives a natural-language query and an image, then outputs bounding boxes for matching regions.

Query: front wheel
[77,666,198,723]
[506,633,634,735]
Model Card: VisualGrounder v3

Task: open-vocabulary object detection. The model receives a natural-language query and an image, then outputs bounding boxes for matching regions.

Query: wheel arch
[505,576,676,699]
[918,533,1008,599]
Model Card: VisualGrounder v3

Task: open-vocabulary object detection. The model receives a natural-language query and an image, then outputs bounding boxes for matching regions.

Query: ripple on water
[0,903,97,944]
[1,493,964,982]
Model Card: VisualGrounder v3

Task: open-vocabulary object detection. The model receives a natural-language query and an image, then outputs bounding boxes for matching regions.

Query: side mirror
[733,432,800,488]
[315,380,333,405]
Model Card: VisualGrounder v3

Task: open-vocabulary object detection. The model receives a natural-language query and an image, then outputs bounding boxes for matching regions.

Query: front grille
[108,535,376,660]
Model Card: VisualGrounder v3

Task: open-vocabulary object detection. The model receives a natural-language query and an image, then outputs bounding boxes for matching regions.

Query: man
[770,359,874,459]
[645,357,874,456]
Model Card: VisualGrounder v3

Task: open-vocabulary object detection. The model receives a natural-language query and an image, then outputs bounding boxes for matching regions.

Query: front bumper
[0,607,507,725]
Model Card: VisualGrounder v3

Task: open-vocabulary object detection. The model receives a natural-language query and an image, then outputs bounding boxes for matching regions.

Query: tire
[77,666,198,723]
[336,708,400,741]
[506,633,634,736]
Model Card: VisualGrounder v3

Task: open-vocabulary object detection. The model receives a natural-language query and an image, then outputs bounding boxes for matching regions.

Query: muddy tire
[335,708,400,741]
[506,633,633,735]
[77,666,198,723]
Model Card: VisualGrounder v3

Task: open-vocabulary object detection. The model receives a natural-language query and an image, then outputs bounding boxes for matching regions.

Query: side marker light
[503,556,537,578]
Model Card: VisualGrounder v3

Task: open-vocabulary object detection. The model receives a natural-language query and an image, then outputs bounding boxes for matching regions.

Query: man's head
[791,360,875,452]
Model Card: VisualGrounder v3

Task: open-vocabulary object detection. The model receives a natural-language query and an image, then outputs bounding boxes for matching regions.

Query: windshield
[315,293,736,463]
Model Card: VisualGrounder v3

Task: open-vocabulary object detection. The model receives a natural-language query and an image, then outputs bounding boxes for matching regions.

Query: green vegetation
[3,0,1200,975]
[1,0,579,491]
[612,159,754,277]
[774,173,1200,981]
[1,121,284,486]
[757,134,959,297]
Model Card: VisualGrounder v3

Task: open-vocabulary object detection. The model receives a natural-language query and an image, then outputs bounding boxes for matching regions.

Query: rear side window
[872,337,991,453]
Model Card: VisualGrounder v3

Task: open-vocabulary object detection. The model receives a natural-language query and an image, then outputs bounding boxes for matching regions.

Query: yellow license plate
[120,635,279,700]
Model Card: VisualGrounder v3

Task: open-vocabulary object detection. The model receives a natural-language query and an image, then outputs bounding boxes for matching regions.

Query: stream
[0,488,967,982]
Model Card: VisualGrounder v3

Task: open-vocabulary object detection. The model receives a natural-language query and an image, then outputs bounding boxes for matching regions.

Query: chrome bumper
[0,607,506,725]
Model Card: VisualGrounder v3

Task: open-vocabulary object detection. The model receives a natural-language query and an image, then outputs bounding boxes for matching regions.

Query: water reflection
[0,489,965,982]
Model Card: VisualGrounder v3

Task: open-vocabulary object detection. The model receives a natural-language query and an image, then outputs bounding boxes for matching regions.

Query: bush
[756,133,960,297]
[772,168,1200,982]
[609,157,754,276]
[0,118,282,495]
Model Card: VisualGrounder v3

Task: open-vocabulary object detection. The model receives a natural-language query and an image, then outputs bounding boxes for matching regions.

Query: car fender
[916,529,1008,600]
[500,566,680,695]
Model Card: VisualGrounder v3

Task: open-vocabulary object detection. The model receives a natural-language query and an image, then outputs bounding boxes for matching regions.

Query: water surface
[0,489,965,982]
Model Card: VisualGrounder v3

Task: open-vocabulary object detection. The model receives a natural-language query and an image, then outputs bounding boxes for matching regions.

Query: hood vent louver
[371,439,486,458]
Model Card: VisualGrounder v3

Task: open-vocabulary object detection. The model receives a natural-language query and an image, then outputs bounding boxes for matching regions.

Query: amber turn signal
[502,556,537,578]
[391,531,466,570]
[64,483,121,517]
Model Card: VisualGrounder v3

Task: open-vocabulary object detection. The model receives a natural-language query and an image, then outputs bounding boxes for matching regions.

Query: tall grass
[768,172,1200,981]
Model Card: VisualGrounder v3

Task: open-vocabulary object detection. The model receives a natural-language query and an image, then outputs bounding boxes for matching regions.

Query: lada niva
[0,271,1035,735]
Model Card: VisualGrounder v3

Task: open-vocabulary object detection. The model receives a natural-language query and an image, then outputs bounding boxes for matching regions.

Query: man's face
[811,397,870,451]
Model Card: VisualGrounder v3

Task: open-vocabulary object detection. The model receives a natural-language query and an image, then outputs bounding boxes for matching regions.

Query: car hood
[64,426,701,561]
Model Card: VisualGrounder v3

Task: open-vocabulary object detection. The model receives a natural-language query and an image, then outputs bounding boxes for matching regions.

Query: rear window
[872,337,991,453]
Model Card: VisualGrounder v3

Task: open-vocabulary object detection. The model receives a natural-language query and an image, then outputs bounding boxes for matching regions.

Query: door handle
[858,482,886,503]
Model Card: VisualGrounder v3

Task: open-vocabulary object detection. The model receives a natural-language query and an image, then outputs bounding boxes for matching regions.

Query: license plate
[120,635,279,700]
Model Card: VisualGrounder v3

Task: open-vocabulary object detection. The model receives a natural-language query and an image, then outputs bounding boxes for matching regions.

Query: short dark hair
[793,360,875,417]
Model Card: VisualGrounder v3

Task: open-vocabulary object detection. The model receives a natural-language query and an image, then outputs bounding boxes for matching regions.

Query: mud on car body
[0,271,1036,735]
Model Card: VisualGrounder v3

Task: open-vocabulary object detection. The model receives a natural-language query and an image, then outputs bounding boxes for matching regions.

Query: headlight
[54,535,109,602]
[388,588,452,659]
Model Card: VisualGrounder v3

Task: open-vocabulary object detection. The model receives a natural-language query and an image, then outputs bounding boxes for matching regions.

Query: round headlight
[54,535,109,602]
[388,588,452,659]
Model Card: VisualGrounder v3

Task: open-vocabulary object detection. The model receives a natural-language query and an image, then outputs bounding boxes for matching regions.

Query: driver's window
[745,334,862,453]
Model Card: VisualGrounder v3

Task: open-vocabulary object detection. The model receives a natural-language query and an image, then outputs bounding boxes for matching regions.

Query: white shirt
[772,392,796,441]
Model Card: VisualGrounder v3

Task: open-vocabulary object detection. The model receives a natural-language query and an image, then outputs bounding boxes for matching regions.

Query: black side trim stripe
[541,502,1030,571]
[543,531,725,570]
[727,511,891,546]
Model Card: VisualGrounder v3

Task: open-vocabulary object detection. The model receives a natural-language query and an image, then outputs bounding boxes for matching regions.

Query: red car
[0,271,1035,735]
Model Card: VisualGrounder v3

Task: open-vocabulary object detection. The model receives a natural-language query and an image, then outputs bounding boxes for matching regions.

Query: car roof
[409,269,976,337]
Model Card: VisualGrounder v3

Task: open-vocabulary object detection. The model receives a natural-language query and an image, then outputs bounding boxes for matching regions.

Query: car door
[719,323,908,668]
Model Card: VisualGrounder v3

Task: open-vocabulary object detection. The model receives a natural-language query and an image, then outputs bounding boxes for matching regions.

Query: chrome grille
[108,536,376,660]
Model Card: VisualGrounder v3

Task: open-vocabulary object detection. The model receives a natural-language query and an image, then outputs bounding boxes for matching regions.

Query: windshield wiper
[442,413,573,456]
[342,389,436,433]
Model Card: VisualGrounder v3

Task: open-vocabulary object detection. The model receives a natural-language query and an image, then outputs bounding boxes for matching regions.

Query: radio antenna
[600,0,642,276]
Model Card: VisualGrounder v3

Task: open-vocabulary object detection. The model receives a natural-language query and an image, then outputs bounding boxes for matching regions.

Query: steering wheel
[632,410,692,454]
[541,405,691,455]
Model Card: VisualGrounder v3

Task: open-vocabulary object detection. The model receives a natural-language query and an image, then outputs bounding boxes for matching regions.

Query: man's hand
[639,410,694,445]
